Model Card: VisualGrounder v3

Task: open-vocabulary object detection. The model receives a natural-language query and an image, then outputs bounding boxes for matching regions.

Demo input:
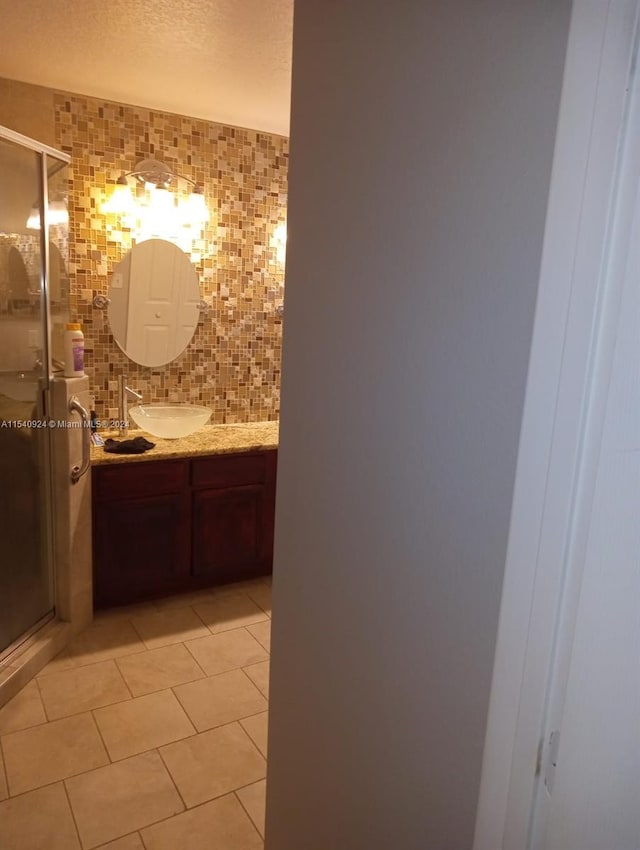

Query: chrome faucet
[118,374,143,436]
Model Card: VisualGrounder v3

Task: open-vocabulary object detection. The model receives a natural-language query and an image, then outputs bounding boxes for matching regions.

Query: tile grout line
[36,648,151,680]
[168,684,199,740]
[34,674,52,723]
[233,788,266,842]
[239,712,269,758]
[113,656,137,701]
[63,747,188,848]
[156,745,189,812]
[2,770,80,803]
[36,689,135,725]
[242,623,272,653]
[189,603,211,630]
[4,707,136,797]
[232,719,269,765]
[181,638,218,679]
[0,735,8,798]
[240,662,270,700]
[137,788,262,844]
[245,591,271,618]
[4,715,148,796]
[0,716,50,737]
[245,623,272,655]
[89,708,113,764]
[128,617,149,647]
[170,684,194,727]
[61,779,85,849]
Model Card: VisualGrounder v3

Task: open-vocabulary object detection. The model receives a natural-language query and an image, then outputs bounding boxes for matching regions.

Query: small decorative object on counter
[63,322,85,377]
[90,413,105,446]
[104,436,156,455]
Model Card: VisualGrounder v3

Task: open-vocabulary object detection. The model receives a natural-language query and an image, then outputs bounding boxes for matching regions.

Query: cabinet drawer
[93,459,187,500]
[191,452,267,489]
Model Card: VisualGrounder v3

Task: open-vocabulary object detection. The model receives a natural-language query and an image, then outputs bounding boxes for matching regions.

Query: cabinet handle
[69,395,90,484]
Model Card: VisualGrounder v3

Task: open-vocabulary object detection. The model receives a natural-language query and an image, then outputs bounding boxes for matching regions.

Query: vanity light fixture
[102,157,210,227]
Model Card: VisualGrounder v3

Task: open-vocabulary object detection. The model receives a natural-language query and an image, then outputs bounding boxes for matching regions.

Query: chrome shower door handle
[69,395,90,484]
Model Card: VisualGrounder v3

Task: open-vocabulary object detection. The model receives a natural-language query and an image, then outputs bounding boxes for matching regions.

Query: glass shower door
[0,130,69,658]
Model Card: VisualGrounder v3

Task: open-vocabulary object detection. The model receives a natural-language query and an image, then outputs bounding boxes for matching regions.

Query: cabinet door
[192,485,265,583]
[93,492,189,607]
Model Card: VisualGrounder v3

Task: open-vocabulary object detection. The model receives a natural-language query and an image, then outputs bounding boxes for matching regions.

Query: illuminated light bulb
[182,188,210,225]
[145,185,177,238]
[102,176,136,217]
[26,199,69,230]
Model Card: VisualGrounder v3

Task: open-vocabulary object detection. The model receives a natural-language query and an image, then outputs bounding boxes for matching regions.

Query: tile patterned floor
[0,578,271,849]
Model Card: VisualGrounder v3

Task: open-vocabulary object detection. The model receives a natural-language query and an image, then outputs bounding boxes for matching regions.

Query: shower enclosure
[0,125,70,661]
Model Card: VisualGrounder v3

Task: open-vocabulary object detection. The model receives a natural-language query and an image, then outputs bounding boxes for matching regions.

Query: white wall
[267,3,573,848]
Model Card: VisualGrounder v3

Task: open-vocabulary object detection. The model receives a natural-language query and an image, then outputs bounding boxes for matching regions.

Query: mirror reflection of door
[49,242,64,303]
[7,246,30,308]
[108,239,200,367]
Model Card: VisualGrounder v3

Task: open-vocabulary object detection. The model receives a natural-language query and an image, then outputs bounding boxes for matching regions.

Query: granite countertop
[91,421,279,466]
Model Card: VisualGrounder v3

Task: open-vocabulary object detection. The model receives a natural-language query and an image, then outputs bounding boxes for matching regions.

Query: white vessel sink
[128,404,211,439]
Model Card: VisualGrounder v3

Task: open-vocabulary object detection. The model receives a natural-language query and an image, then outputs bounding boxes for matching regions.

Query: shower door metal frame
[0,125,71,665]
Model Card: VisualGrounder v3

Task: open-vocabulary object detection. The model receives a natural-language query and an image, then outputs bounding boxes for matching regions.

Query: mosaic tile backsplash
[53,92,288,424]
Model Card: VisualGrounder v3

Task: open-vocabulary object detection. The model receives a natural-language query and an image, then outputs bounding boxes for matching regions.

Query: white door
[529,51,640,850]
[473,5,640,848]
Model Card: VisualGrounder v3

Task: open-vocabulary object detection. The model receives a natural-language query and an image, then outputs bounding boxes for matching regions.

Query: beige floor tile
[239,712,269,758]
[193,594,269,634]
[153,587,234,612]
[237,779,267,838]
[94,602,159,624]
[0,746,8,801]
[66,750,184,849]
[96,835,145,850]
[174,669,267,732]
[94,690,196,761]
[141,793,262,850]
[38,619,146,675]
[2,711,109,796]
[116,643,205,697]
[243,661,270,698]
[0,680,47,734]
[185,628,268,677]
[131,607,211,650]
[246,621,271,653]
[0,782,82,849]
[245,584,272,617]
[38,659,131,720]
[160,723,265,807]
[229,578,270,593]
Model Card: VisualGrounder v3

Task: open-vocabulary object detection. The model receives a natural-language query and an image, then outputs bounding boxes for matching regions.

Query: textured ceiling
[0,0,293,135]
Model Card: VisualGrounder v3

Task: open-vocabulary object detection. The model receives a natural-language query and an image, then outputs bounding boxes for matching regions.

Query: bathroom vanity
[91,423,278,608]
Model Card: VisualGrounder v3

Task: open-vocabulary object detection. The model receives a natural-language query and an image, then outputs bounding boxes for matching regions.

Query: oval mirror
[107,238,200,368]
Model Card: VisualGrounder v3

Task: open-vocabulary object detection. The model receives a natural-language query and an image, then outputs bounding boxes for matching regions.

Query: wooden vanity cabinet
[191,451,276,584]
[92,450,277,608]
